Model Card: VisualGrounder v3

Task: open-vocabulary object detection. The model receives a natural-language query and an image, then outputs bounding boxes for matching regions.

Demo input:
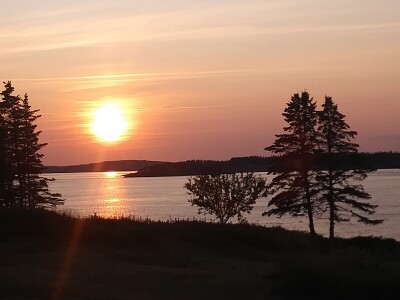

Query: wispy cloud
[1,0,399,57]
[2,21,399,57]
[11,69,277,82]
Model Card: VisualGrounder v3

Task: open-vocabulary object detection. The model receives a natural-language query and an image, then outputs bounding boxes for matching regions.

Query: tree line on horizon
[186,91,383,239]
[124,152,400,177]
[0,82,63,209]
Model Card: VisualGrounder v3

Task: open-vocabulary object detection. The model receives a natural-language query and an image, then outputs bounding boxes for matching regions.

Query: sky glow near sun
[0,0,399,165]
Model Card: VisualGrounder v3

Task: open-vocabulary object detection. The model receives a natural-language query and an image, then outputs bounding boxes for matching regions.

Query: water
[47,169,400,240]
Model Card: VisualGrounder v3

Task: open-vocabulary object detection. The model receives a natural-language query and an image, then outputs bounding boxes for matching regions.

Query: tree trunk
[329,201,335,239]
[306,197,316,236]
[304,174,316,236]
[327,146,335,240]
[328,170,335,240]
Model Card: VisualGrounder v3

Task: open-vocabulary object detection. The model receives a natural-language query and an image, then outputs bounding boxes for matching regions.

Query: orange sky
[1,0,399,165]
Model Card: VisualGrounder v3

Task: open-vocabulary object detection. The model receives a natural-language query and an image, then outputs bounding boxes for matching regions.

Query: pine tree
[317,96,382,239]
[0,82,63,208]
[264,91,320,235]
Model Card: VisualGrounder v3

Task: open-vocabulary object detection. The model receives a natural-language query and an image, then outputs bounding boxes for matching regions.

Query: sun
[92,104,128,142]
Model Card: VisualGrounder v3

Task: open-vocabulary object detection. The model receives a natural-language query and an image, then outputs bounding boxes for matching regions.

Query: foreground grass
[0,209,400,300]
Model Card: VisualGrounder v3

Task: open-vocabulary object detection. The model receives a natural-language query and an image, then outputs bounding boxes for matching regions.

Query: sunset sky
[1,0,399,165]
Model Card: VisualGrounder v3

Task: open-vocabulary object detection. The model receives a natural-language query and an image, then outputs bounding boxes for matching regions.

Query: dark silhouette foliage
[0,81,63,208]
[361,151,400,169]
[185,173,267,224]
[264,92,383,238]
[317,96,382,239]
[264,91,320,235]
[0,110,7,203]
[121,153,399,178]
[126,156,272,178]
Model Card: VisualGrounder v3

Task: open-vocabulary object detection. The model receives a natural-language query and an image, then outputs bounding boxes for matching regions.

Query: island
[124,152,400,178]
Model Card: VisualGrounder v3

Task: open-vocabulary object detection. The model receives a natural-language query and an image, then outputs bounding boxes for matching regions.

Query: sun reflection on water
[104,171,118,178]
[98,171,127,217]
[104,198,120,203]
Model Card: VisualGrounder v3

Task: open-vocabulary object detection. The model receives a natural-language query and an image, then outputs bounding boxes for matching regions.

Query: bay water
[48,169,400,240]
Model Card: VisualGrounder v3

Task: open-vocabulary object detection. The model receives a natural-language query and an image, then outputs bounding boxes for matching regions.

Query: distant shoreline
[44,160,163,173]
[124,152,400,178]
[44,152,400,176]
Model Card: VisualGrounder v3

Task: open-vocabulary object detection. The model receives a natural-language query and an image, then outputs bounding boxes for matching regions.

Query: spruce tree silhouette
[264,91,320,236]
[0,81,63,208]
[317,96,382,239]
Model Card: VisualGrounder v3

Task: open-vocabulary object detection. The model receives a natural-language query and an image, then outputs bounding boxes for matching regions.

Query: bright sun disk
[92,104,128,142]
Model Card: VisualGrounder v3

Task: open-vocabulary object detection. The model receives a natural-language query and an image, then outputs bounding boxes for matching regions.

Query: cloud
[11,69,273,82]
[2,21,399,57]
[1,0,399,57]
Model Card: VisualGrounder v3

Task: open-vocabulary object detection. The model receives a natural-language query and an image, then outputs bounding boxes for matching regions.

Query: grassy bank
[1,209,399,300]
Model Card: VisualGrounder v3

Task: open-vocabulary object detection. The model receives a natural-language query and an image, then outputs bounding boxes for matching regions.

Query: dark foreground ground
[1,209,400,300]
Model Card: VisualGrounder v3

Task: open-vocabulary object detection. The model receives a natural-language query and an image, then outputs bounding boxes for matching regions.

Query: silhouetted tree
[317,96,382,239]
[0,81,63,208]
[18,94,63,208]
[0,81,22,206]
[264,91,320,236]
[0,109,7,205]
[185,173,267,224]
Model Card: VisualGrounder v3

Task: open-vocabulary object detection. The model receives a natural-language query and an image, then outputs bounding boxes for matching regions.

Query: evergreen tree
[0,81,22,206]
[0,82,63,208]
[317,96,382,239]
[0,108,7,206]
[19,94,63,208]
[264,91,320,235]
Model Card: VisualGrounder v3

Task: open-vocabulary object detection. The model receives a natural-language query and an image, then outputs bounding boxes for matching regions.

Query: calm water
[48,169,400,240]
